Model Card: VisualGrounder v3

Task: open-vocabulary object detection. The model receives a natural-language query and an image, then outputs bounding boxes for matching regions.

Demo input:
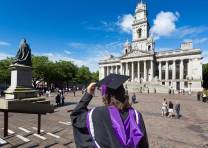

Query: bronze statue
[13,39,32,66]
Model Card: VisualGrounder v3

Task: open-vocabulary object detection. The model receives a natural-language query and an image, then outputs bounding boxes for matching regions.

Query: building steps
[126,81,170,93]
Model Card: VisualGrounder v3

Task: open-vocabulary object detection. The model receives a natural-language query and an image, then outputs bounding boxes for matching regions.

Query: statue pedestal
[5,64,37,100]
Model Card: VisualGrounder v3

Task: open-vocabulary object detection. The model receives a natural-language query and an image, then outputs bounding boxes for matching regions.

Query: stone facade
[99,2,203,92]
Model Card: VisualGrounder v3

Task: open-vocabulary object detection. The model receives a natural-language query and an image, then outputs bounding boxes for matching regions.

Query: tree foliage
[0,58,12,84]
[0,56,99,88]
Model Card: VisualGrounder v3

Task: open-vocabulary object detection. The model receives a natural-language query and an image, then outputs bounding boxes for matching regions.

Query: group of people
[55,89,65,107]
[161,98,181,119]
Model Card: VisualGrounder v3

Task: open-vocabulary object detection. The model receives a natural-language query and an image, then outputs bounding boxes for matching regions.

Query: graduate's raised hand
[87,82,96,95]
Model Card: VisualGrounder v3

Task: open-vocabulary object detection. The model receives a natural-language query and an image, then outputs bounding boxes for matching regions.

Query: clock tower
[131,1,154,52]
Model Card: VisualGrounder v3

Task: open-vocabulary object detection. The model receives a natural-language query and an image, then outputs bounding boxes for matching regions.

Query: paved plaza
[0,91,208,148]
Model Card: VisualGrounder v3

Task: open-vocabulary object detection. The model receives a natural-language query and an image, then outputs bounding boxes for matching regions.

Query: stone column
[187,59,191,77]
[172,60,176,80]
[104,66,106,77]
[150,60,153,81]
[159,61,161,80]
[123,63,126,75]
[120,64,123,75]
[109,66,112,74]
[165,61,169,80]
[106,66,108,75]
[126,62,129,76]
[180,60,184,79]
[144,60,147,82]
[137,61,140,80]
[132,62,134,81]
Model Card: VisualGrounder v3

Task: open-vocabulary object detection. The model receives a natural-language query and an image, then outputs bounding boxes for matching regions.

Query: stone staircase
[125,81,170,94]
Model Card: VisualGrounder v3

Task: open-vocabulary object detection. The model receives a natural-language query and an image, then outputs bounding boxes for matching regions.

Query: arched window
[125,49,128,54]
[137,28,142,38]
[148,45,151,51]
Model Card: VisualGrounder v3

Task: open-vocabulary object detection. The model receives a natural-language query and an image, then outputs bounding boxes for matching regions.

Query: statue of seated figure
[13,39,32,66]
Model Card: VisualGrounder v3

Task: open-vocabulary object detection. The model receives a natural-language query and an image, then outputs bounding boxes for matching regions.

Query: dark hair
[102,85,131,110]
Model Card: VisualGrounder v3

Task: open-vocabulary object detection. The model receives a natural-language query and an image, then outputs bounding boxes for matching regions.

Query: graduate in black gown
[70,74,149,148]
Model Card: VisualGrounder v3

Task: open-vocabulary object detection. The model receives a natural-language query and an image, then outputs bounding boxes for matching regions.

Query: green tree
[53,61,78,87]
[32,56,51,88]
[90,71,99,82]
[0,58,12,87]
[0,55,99,89]
[203,63,208,89]
[76,66,91,85]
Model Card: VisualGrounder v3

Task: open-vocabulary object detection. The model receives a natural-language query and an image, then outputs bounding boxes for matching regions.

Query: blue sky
[0,0,207,71]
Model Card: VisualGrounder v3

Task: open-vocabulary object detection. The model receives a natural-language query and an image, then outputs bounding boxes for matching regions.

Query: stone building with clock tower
[99,1,203,93]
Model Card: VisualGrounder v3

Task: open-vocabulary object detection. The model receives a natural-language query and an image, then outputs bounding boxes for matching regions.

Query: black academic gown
[70,93,149,148]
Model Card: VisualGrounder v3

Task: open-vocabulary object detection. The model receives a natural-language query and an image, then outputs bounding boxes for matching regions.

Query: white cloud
[40,52,84,66]
[35,41,123,72]
[86,20,117,32]
[117,14,134,33]
[0,41,10,46]
[183,37,208,45]
[67,41,122,72]
[64,50,71,55]
[177,26,208,38]
[193,38,208,44]
[0,52,13,60]
[202,50,208,64]
[150,11,179,39]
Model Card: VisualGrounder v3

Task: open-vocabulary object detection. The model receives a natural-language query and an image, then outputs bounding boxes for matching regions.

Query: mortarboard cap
[98,74,129,96]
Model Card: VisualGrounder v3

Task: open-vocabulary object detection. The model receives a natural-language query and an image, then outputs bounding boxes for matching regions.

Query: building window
[176,82,180,90]
[168,69,172,80]
[162,82,165,85]
[148,45,151,51]
[184,81,188,88]
[176,61,180,79]
[169,81,171,86]
[137,28,142,38]
[184,60,188,79]
[162,70,165,80]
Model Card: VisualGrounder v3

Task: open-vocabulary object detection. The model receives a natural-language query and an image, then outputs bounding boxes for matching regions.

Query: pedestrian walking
[168,101,174,118]
[175,101,180,119]
[131,93,137,104]
[161,98,168,117]
[55,93,61,107]
[61,94,65,106]
[73,86,76,97]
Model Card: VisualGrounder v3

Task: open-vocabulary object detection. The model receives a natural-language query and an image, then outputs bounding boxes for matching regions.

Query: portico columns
[144,60,147,82]
[172,60,176,80]
[137,61,140,80]
[107,66,109,75]
[159,61,161,80]
[126,62,129,76]
[150,60,153,81]
[109,66,112,74]
[132,62,134,81]
[120,64,123,75]
[165,61,168,80]
[180,60,184,79]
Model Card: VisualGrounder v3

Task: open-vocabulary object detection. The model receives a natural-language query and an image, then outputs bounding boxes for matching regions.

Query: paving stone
[0,91,207,147]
